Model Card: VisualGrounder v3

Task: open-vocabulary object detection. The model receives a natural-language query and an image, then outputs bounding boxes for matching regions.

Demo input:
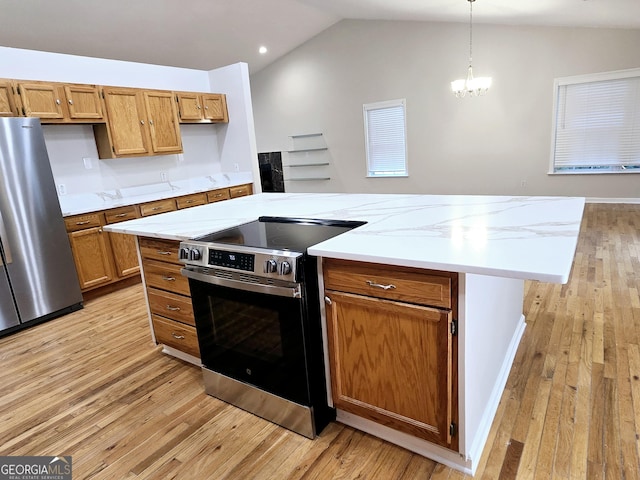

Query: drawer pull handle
[162,276,176,282]
[114,213,128,218]
[76,220,91,225]
[166,305,181,311]
[156,251,172,255]
[366,280,396,291]
[151,207,162,211]
[185,200,194,204]
[171,332,185,340]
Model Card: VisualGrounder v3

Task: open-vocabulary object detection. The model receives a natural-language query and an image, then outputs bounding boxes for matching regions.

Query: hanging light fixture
[451,0,492,98]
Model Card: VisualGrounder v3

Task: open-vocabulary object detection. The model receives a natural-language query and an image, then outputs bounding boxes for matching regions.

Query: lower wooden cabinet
[65,209,141,292]
[323,258,458,450]
[67,225,115,290]
[140,237,199,359]
[63,183,253,297]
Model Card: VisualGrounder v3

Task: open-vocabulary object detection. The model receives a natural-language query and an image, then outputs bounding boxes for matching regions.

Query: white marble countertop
[58,172,254,216]
[104,192,585,283]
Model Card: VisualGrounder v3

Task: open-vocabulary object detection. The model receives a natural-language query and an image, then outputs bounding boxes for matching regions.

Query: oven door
[184,270,311,406]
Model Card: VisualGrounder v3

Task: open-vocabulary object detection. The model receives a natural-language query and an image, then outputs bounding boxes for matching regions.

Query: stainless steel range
[179,216,365,438]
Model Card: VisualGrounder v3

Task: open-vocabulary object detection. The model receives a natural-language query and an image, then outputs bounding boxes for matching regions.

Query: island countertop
[104,192,586,283]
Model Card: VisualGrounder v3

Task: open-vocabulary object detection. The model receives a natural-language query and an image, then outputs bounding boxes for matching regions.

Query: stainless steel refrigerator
[0,117,83,336]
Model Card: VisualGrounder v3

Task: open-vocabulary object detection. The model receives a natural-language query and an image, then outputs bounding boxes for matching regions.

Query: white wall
[0,47,256,195]
[250,20,640,199]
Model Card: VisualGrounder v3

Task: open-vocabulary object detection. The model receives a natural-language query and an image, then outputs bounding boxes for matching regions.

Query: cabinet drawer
[147,287,194,326]
[139,237,181,264]
[104,205,140,224]
[64,213,104,232]
[143,259,190,295]
[229,184,252,198]
[176,193,207,209]
[207,188,231,203]
[152,314,200,358]
[139,198,177,217]
[323,259,454,309]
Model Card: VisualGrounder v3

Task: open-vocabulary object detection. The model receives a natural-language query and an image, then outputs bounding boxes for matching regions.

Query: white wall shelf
[285,133,330,182]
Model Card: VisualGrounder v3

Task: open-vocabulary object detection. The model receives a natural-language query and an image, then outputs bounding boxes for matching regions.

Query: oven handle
[181,268,302,299]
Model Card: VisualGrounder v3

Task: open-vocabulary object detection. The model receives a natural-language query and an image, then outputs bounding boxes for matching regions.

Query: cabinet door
[201,93,228,122]
[108,232,140,277]
[325,290,455,448]
[175,92,203,121]
[101,87,149,156]
[68,226,115,290]
[0,80,18,116]
[63,84,104,120]
[18,83,65,119]
[143,90,182,154]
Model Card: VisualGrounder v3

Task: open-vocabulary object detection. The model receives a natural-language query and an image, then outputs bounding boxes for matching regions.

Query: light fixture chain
[469,0,473,65]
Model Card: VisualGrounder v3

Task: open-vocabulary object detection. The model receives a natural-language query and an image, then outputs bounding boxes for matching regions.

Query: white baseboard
[586,197,640,204]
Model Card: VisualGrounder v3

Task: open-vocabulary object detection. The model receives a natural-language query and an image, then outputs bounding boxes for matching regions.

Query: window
[363,99,408,177]
[550,68,640,174]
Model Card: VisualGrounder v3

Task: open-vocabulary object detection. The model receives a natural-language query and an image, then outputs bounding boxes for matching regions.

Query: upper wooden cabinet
[95,87,182,158]
[0,80,19,117]
[16,81,104,123]
[175,92,228,123]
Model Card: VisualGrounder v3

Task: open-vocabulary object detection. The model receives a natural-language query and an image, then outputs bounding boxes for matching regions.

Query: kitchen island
[105,192,585,475]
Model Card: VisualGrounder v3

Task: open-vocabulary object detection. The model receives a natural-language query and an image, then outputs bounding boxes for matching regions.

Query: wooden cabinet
[65,209,141,292]
[229,184,253,198]
[176,192,206,209]
[323,258,458,449]
[16,81,104,122]
[95,87,182,158]
[139,198,177,217]
[65,213,115,290]
[175,91,228,123]
[207,188,231,203]
[0,80,19,116]
[104,205,141,278]
[140,237,199,358]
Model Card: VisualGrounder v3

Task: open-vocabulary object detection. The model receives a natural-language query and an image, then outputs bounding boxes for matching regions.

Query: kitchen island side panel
[459,273,526,464]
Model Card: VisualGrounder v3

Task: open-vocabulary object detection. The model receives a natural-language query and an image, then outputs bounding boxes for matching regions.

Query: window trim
[549,67,640,175]
[363,98,408,178]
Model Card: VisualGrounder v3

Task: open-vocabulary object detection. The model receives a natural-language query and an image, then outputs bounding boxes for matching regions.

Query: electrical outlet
[160,172,167,182]
[82,157,93,169]
[520,180,527,188]
[57,184,66,196]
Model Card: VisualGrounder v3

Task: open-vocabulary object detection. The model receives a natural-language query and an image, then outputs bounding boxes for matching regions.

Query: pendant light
[451,0,492,98]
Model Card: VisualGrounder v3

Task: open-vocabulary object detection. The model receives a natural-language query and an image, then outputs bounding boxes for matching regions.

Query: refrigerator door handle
[0,211,12,264]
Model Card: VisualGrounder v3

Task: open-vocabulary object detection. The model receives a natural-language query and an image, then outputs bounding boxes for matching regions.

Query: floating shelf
[287,147,328,153]
[286,162,330,167]
[286,177,331,181]
[290,133,324,138]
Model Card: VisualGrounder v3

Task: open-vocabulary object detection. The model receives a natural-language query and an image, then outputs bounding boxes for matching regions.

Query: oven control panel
[179,241,302,282]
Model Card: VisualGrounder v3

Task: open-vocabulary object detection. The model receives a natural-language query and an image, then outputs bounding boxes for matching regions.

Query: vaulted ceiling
[1,0,638,73]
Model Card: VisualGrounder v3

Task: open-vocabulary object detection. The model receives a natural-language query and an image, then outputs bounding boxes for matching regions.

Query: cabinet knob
[324,296,332,305]
[149,119,154,125]
[68,99,74,105]
[140,120,145,125]
[55,99,61,105]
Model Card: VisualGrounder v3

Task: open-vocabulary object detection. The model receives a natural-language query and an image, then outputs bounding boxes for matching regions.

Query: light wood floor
[0,203,638,479]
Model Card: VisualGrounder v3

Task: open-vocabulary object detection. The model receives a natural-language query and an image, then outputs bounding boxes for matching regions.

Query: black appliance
[179,216,365,438]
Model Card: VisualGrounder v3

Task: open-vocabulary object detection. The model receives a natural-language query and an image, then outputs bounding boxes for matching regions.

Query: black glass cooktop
[194,216,366,253]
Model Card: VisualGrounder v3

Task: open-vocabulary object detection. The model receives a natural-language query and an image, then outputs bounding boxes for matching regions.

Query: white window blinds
[551,69,640,174]
[363,99,408,177]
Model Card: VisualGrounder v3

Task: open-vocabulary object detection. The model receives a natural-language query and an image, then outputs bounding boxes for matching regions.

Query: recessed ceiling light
[259,46,268,55]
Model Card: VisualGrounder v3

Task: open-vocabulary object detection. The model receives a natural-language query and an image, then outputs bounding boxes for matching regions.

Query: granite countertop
[57,172,254,216]
[103,192,586,283]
